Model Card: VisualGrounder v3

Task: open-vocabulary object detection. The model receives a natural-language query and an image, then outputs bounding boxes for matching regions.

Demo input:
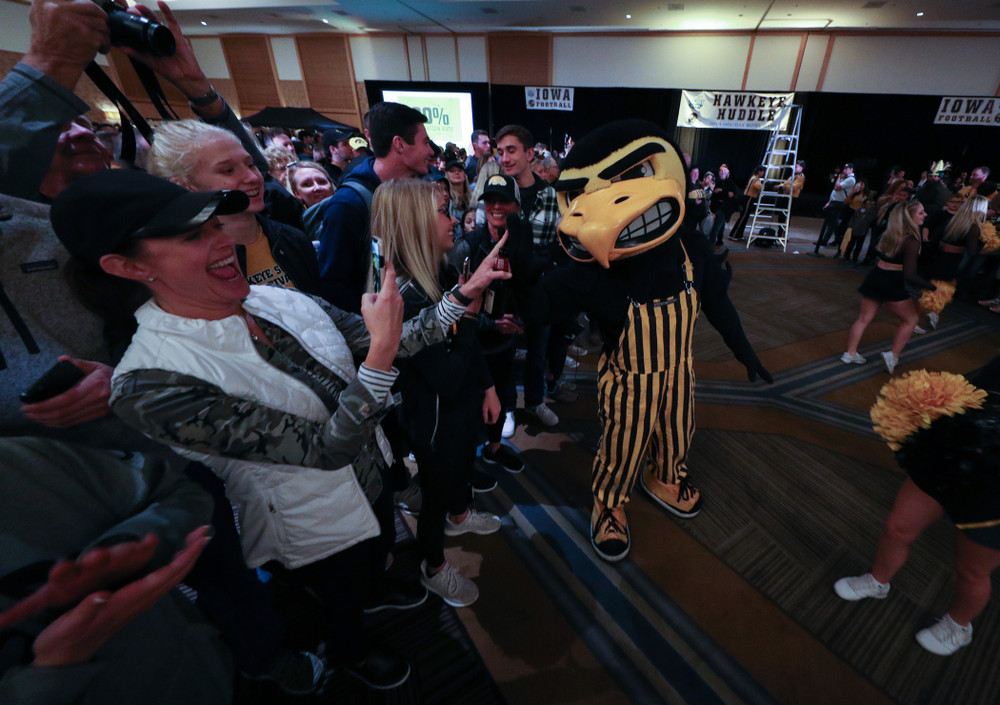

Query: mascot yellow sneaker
[640,468,703,518]
[591,499,630,562]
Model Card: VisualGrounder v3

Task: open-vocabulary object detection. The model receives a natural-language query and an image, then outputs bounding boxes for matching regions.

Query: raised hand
[23,0,111,90]
[361,262,403,371]
[125,2,221,114]
[458,233,512,302]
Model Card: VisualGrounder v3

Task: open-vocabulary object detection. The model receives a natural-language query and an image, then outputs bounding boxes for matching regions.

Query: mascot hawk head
[554,120,687,268]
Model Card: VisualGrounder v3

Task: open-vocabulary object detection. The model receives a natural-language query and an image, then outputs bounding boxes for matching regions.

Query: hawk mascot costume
[511,120,772,562]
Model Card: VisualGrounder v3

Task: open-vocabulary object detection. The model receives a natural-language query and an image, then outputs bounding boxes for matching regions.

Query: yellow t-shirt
[244,235,295,288]
[745,176,763,199]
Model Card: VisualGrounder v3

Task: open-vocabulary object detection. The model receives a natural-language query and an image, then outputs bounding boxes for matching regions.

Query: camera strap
[129,57,181,123]
[85,60,150,165]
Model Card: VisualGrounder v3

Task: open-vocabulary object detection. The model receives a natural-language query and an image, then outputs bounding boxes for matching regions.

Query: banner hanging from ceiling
[678,90,794,130]
[525,86,574,111]
[934,96,1000,126]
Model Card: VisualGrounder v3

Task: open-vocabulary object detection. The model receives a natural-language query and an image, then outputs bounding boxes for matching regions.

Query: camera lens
[100,1,176,57]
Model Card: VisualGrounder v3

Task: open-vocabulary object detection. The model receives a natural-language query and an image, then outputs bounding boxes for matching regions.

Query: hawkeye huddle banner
[934,97,1000,126]
[678,90,794,130]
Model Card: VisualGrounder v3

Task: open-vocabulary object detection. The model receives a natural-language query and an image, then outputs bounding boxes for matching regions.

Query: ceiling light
[626,14,632,19]
[322,18,329,23]
[916,11,924,16]
[200,20,207,25]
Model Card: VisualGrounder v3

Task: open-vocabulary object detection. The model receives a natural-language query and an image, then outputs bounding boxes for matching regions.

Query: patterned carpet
[481,246,1000,705]
[237,510,506,705]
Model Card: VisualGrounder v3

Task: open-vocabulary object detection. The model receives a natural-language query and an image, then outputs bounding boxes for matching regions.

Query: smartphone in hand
[371,238,383,293]
[20,360,85,404]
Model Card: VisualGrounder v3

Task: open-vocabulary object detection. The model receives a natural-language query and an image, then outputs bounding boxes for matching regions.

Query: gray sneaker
[834,573,890,601]
[420,560,479,607]
[445,509,501,536]
[530,402,559,426]
[881,351,898,374]
[393,480,422,516]
[840,351,866,364]
[916,614,972,655]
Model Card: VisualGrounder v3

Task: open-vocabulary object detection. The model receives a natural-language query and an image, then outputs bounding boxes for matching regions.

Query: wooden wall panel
[220,36,281,113]
[488,33,551,86]
[279,80,308,108]
[295,35,358,112]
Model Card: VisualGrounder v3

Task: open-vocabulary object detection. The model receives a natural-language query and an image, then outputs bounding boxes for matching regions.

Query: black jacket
[236,215,322,296]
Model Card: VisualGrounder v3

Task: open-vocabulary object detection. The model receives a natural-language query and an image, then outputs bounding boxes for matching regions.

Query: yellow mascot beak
[560,177,683,268]
[555,130,687,267]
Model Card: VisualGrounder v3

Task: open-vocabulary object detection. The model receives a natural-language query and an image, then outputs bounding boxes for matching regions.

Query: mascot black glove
[738,352,773,384]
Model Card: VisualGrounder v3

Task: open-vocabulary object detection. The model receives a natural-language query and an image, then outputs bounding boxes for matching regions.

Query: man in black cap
[320,126,355,186]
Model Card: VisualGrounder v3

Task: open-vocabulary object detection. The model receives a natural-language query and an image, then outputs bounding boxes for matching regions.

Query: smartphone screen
[371,238,383,293]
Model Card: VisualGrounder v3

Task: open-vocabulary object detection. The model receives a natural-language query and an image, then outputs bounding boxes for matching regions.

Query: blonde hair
[148,120,240,188]
[448,170,472,212]
[470,158,501,205]
[285,162,331,199]
[878,200,922,258]
[943,195,988,243]
[371,179,443,301]
[263,144,296,177]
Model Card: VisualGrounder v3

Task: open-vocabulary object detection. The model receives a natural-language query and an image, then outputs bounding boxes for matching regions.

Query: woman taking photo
[51,169,509,690]
[841,200,935,374]
[149,120,321,295]
[373,178,504,607]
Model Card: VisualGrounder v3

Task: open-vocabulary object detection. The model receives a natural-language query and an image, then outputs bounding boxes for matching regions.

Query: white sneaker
[501,411,515,438]
[563,356,580,370]
[833,573,890,601]
[445,509,501,536]
[913,325,927,335]
[916,614,972,655]
[840,352,866,364]
[420,561,478,607]
[927,312,939,329]
[530,402,559,426]
[881,351,898,374]
[567,344,588,357]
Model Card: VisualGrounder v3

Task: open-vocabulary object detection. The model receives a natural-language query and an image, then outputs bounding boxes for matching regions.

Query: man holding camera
[813,162,855,256]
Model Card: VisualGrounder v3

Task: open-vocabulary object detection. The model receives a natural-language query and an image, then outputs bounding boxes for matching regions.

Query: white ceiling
[163,0,1000,36]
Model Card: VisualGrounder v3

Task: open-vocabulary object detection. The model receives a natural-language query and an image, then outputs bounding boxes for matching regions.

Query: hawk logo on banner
[934,97,1000,126]
[525,86,574,111]
[678,90,794,130]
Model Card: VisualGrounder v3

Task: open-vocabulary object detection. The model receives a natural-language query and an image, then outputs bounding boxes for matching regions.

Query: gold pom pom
[981,221,1000,254]
[917,280,956,314]
[870,370,988,450]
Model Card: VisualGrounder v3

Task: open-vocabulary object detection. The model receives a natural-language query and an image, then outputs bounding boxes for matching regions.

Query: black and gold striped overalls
[592,243,699,508]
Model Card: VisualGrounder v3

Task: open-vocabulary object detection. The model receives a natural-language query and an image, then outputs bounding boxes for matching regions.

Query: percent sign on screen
[420,106,450,125]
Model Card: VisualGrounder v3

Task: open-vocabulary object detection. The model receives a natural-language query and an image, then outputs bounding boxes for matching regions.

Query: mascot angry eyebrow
[514,119,772,562]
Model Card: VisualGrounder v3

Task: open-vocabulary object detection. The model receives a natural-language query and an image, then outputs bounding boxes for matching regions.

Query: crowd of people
[0,1,998,702]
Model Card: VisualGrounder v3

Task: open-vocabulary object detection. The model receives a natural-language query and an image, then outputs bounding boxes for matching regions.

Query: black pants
[483,344,516,443]
[844,228,869,261]
[265,483,394,665]
[729,198,757,240]
[816,202,848,249]
[182,462,287,676]
[412,397,480,568]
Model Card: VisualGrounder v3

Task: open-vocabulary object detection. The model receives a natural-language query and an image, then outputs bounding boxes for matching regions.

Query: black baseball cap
[51,169,249,265]
[321,127,353,149]
[445,159,465,172]
[479,173,520,205]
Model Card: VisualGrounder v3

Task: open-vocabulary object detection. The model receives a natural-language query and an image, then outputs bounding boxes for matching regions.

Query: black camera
[96,1,176,57]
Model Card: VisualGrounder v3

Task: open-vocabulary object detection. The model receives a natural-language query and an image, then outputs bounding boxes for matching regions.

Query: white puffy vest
[113,286,380,569]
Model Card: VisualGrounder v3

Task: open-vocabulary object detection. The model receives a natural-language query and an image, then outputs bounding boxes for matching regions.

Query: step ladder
[746,104,802,252]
